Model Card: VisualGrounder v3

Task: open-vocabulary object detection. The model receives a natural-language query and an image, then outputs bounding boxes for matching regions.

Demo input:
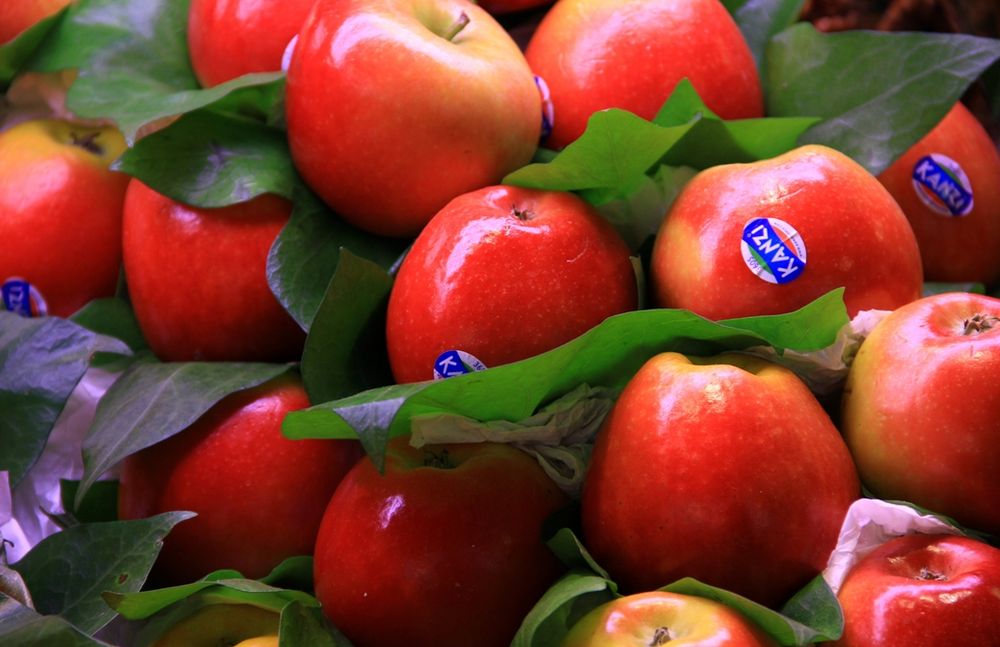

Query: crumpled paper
[0,367,119,563]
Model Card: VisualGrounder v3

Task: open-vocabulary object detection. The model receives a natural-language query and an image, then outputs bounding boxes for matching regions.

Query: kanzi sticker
[2,277,48,317]
[911,154,973,217]
[535,75,554,141]
[433,350,487,380]
[740,218,807,285]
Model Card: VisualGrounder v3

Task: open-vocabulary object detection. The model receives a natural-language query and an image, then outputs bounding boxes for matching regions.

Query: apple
[186,0,317,87]
[0,119,128,319]
[285,0,541,238]
[651,144,923,320]
[122,180,305,362]
[582,352,860,608]
[841,292,1000,536]
[151,603,279,647]
[877,102,1000,285]
[561,591,778,647]
[118,373,363,584]
[0,0,69,44]
[524,0,763,150]
[312,438,569,647]
[386,185,637,383]
[833,534,1000,646]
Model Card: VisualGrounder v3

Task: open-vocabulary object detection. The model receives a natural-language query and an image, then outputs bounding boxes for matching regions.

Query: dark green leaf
[105,577,317,620]
[260,556,314,592]
[114,110,297,208]
[27,0,284,141]
[284,290,847,470]
[12,512,194,634]
[510,572,615,647]
[279,601,354,647]
[0,8,67,88]
[266,187,408,330]
[723,0,805,73]
[0,608,113,647]
[662,577,840,644]
[922,281,986,297]
[301,251,394,404]
[60,480,118,525]
[779,575,844,642]
[546,529,611,580]
[78,361,293,507]
[766,24,1000,174]
[70,298,148,353]
[0,313,130,487]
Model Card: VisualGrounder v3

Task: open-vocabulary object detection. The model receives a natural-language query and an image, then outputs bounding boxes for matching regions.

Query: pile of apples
[2,0,1000,646]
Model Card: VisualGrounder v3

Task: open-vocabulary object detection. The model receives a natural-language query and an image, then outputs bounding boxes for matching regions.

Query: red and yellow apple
[0,0,69,44]
[152,603,279,647]
[285,0,541,237]
[841,292,1000,536]
[561,591,778,647]
[833,534,1000,646]
[878,102,1000,285]
[118,374,363,584]
[525,0,763,149]
[186,0,317,87]
[386,185,637,383]
[582,352,860,608]
[0,119,128,318]
[313,438,569,647]
[122,180,304,362]
[651,144,923,320]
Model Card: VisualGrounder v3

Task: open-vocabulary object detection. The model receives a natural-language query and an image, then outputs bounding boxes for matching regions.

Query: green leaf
[301,251,395,404]
[11,512,194,634]
[723,0,805,74]
[78,361,293,507]
[766,24,1000,174]
[266,187,408,330]
[922,281,986,297]
[0,7,67,89]
[259,557,314,592]
[70,298,148,353]
[0,313,130,488]
[779,575,844,643]
[59,480,118,525]
[0,608,113,647]
[279,601,355,647]
[114,109,297,208]
[662,577,841,644]
[510,572,615,647]
[284,290,847,470]
[27,0,284,142]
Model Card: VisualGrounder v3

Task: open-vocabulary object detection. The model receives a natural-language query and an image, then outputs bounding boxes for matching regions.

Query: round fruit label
[740,218,807,285]
[534,75,554,141]
[911,153,973,217]
[433,350,487,380]
[2,277,48,317]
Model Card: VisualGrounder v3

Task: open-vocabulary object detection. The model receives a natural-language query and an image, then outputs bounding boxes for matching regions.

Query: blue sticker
[912,154,973,217]
[535,75,554,142]
[2,277,48,317]
[740,218,807,285]
[433,350,488,380]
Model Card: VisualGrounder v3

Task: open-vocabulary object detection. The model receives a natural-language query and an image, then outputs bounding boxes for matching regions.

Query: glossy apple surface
[878,102,1000,285]
[152,603,279,647]
[285,0,540,237]
[187,0,316,87]
[0,0,69,44]
[561,591,778,647]
[582,352,859,607]
[651,144,923,320]
[833,534,1000,646]
[118,374,363,584]
[386,185,637,383]
[313,438,569,647]
[842,292,1000,536]
[122,180,304,362]
[0,119,128,318]
[525,0,762,149]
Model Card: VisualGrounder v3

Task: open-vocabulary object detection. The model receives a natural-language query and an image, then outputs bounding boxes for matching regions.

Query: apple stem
[511,206,534,221]
[650,627,675,645]
[423,448,454,469]
[917,566,948,581]
[70,131,103,156]
[443,11,470,42]
[962,314,999,335]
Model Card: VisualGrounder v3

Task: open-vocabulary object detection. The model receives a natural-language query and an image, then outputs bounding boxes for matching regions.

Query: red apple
[841,292,1000,536]
[561,591,778,646]
[0,119,128,318]
[285,0,541,238]
[833,534,1000,646]
[651,144,923,320]
[122,180,305,362]
[118,373,363,584]
[0,0,69,44]
[877,102,1000,285]
[582,352,860,608]
[312,438,569,647]
[524,0,763,149]
[386,185,637,383]
[186,0,316,87]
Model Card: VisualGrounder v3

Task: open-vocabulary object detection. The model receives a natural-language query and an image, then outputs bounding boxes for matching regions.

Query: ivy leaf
[723,0,805,74]
[0,7,68,88]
